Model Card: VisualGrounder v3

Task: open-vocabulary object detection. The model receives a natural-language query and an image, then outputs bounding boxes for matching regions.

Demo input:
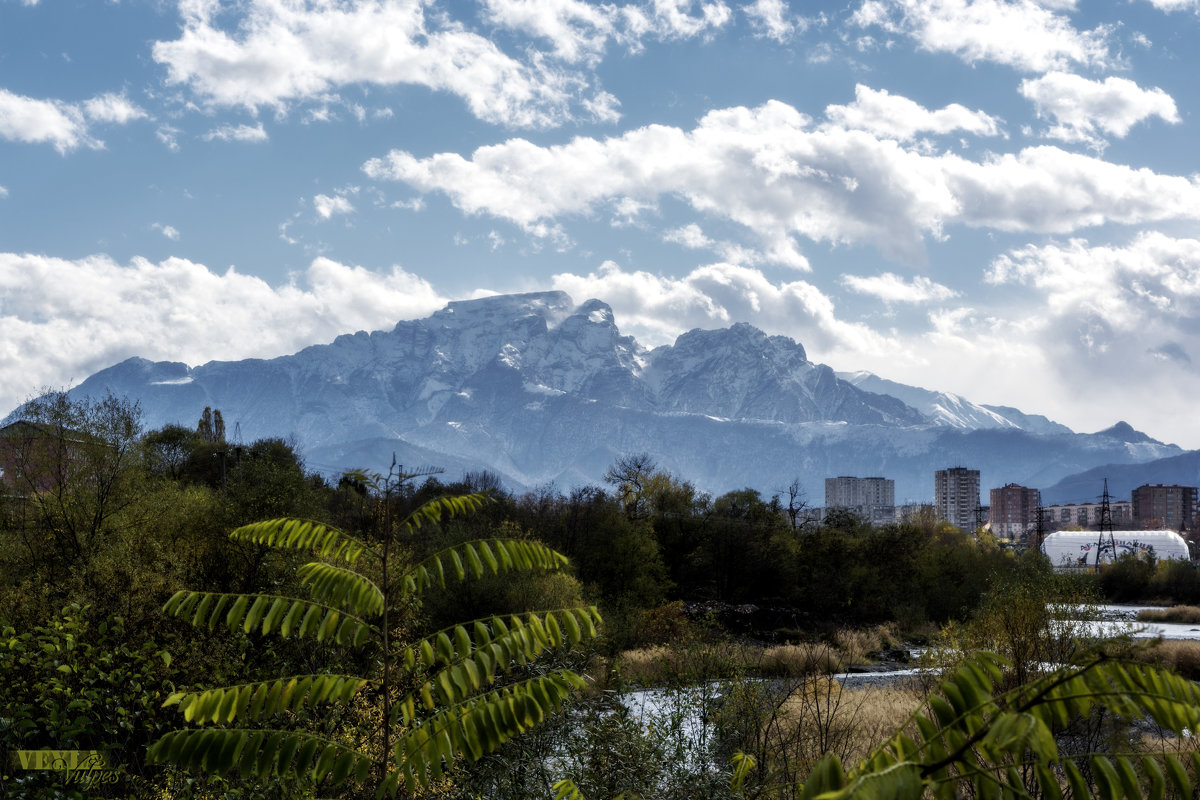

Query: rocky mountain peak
[421,291,574,333]
[30,291,1188,501]
[1094,421,1159,444]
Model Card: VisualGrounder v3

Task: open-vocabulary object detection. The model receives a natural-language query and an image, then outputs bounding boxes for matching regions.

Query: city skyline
[4,0,1200,448]
[822,468,1197,535]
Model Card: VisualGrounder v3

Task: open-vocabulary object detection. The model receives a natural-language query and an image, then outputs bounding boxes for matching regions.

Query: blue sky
[3,0,1200,447]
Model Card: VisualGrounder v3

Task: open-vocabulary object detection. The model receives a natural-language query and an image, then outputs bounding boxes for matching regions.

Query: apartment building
[1132,484,1198,531]
[935,467,981,531]
[989,483,1040,540]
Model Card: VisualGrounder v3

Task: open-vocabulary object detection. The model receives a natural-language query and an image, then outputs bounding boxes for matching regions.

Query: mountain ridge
[8,291,1186,503]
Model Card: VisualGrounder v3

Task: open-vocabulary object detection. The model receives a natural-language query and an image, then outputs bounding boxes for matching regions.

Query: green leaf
[165,591,376,643]
[296,562,384,617]
[167,676,371,724]
[152,729,372,786]
[400,537,569,596]
[395,670,586,791]
[230,518,373,564]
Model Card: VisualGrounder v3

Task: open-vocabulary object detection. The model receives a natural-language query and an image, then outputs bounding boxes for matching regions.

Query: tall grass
[1137,605,1200,624]
[716,673,924,790]
[1143,640,1200,679]
[614,624,900,685]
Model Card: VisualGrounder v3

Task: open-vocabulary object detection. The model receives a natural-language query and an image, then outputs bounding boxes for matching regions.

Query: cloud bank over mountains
[3,0,1200,449]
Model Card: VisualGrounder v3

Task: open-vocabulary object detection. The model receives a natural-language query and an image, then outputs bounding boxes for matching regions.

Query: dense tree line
[4,395,1197,798]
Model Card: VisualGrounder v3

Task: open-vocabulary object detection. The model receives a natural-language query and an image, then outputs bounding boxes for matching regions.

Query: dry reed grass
[1137,605,1200,624]
[781,681,921,762]
[728,678,923,783]
[834,624,897,663]
[835,684,923,763]
[760,643,843,676]
[615,623,901,685]
[615,641,760,685]
[1143,639,1200,679]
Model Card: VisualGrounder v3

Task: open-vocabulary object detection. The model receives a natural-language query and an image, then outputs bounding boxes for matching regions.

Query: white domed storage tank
[1041,530,1191,569]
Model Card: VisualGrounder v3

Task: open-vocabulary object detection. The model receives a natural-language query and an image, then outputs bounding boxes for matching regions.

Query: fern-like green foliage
[229,517,373,564]
[387,670,588,794]
[149,491,601,796]
[400,537,569,595]
[151,728,373,784]
[162,590,376,644]
[396,607,602,719]
[164,675,371,724]
[296,561,385,616]
[792,650,1200,800]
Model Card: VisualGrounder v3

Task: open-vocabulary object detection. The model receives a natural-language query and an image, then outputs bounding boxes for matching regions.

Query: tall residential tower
[989,483,1040,540]
[936,467,981,531]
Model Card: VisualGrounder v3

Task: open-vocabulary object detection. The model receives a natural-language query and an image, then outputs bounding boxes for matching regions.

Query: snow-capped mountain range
[19,292,1186,503]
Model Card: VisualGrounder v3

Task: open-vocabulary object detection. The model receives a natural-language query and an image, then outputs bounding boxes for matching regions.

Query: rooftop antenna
[389,456,444,495]
[1095,478,1116,572]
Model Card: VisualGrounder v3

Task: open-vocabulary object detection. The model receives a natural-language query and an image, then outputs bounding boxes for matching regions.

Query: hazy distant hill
[9,291,1187,502]
[1041,448,1200,505]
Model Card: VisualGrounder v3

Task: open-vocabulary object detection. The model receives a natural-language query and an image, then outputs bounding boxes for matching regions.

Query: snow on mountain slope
[16,292,1185,499]
[838,371,1072,434]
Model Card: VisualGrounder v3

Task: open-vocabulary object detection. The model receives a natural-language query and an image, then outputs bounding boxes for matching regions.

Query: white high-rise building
[824,476,895,524]
[935,467,981,531]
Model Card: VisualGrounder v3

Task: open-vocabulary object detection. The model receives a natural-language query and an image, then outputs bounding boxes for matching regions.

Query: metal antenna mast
[1095,478,1116,572]
[389,456,445,494]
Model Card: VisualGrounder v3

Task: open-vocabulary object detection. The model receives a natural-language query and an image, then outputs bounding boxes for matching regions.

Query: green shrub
[0,604,174,798]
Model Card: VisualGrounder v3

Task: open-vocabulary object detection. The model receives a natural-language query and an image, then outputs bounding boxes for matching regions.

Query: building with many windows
[1041,501,1133,531]
[825,476,894,509]
[824,476,895,524]
[935,467,981,531]
[989,483,1040,540]
[1132,484,1198,531]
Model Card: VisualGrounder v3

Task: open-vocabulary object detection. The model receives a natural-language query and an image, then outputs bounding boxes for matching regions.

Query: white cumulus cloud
[364,99,1200,265]
[0,89,97,153]
[152,223,181,240]
[314,193,356,219]
[663,223,809,269]
[1020,71,1179,148]
[852,0,1112,72]
[82,92,149,125]
[1141,0,1198,11]
[975,231,1200,435]
[841,272,959,303]
[480,0,738,64]
[0,253,446,417]
[987,232,1200,337]
[152,0,612,128]
[202,122,269,143]
[824,84,1003,140]
[0,89,149,153]
[549,259,888,355]
[742,0,803,41]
